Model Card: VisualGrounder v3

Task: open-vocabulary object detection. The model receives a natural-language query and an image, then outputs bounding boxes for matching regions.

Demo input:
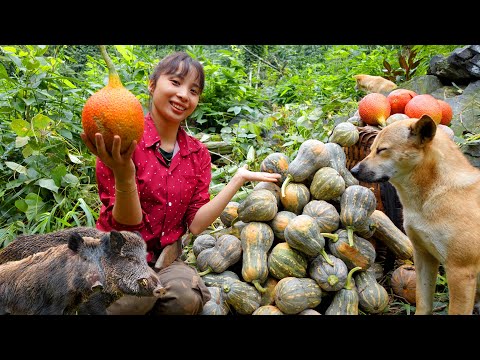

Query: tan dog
[350,115,480,315]
[354,74,397,94]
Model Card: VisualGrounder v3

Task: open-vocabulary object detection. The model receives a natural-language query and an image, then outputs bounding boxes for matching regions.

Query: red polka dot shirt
[95,112,211,262]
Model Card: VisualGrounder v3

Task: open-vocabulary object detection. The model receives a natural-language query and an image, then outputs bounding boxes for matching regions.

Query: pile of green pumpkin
[188,122,415,315]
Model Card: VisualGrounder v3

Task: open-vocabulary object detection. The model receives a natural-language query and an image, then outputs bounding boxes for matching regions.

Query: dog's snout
[350,163,361,178]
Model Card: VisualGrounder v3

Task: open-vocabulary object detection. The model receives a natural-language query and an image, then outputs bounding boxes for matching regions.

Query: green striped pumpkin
[302,200,340,233]
[196,234,242,276]
[240,222,274,293]
[280,182,310,215]
[340,185,377,246]
[281,139,330,197]
[328,122,359,147]
[237,189,278,223]
[223,278,261,315]
[200,286,230,315]
[274,277,323,314]
[267,242,308,280]
[253,181,282,207]
[325,266,362,315]
[309,167,346,201]
[269,210,297,240]
[201,270,240,288]
[219,201,240,227]
[354,268,389,314]
[308,254,348,292]
[328,229,376,271]
[259,277,278,306]
[284,214,334,266]
[324,142,359,187]
[370,210,413,260]
[252,305,284,315]
[260,152,290,185]
[192,234,216,257]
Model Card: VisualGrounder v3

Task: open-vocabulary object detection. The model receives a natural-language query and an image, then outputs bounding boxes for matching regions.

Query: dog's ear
[410,115,437,146]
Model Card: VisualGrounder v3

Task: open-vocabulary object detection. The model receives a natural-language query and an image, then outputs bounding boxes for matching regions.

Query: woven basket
[343,126,385,212]
[343,125,405,272]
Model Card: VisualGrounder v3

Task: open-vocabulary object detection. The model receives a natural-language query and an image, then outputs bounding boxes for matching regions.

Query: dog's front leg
[445,263,477,315]
[412,246,439,315]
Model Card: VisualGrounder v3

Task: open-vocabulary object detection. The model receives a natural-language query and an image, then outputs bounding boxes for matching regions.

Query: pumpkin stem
[327,274,339,286]
[222,283,231,293]
[252,280,267,293]
[229,216,239,227]
[321,232,338,242]
[346,226,355,247]
[345,266,362,290]
[98,45,122,88]
[197,267,213,277]
[280,174,293,198]
[320,249,334,266]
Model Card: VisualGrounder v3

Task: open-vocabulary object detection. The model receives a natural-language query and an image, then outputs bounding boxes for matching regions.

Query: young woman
[81,51,281,315]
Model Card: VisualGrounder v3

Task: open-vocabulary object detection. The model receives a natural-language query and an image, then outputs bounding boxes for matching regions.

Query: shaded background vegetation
[0,44,462,246]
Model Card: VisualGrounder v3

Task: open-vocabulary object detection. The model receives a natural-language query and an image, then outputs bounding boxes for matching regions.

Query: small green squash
[308,254,348,292]
[219,201,240,227]
[201,270,240,288]
[196,234,242,276]
[309,167,346,201]
[284,214,335,265]
[269,211,297,240]
[280,182,310,214]
[222,278,261,315]
[260,152,290,185]
[302,200,340,233]
[370,210,413,260]
[274,277,323,314]
[281,139,330,197]
[253,181,282,207]
[325,266,362,315]
[340,185,377,246]
[200,286,230,315]
[328,229,376,271]
[267,242,308,280]
[240,222,275,293]
[192,234,216,257]
[328,122,359,147]
[237,189,278,223]
[354,267,389,314]
[252,305,284,315]
[324,142,359,187]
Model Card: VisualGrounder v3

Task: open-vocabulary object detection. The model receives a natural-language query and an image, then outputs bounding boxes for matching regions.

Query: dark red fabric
[96,113,211,262]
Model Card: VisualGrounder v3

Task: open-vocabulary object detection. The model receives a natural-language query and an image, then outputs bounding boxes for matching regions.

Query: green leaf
[32,113,52,130]
[15,199,28,212]
[63,173,79,185]
[68,153,83,164]
[10,118,32,137]
[0,63,8,79]
[15,136,29,148]
[5,161,27,174]
[37,178,59,193]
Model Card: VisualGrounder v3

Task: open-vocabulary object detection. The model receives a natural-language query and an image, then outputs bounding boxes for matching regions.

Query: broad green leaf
[0,63,8,79]
[5,161,27,174]
[68,153,82,164]
[11,118,33,136]
[62,79,76,88]
[15,199,28,212]
[63,173,79,185]
[32,113,52,129]
[15,136,29,148]
[37,178,59,193]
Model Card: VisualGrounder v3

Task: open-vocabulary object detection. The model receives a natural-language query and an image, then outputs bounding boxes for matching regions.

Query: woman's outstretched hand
[80,132,136,178]
[234,164,282,184]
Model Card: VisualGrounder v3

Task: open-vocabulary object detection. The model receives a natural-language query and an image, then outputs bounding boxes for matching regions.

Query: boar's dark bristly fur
[0,227,166,315]
[0,233,105,315]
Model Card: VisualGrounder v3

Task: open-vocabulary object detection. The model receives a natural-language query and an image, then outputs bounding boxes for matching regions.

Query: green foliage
[0,44,465,246]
